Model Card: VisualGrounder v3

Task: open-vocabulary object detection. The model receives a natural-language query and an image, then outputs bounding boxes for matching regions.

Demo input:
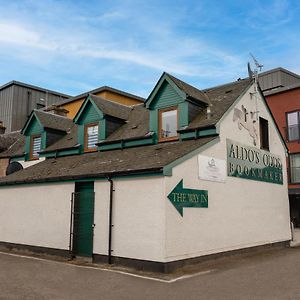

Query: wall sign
[233,105,259,146]
[227,139,283,185]
[167,179,208,216]
[198,155,226,183]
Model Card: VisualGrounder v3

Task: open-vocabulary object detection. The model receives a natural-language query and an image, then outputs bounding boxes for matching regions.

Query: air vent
[6,162,23,175]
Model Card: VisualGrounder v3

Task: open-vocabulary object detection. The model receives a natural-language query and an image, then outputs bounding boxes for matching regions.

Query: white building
[0,73,291,272]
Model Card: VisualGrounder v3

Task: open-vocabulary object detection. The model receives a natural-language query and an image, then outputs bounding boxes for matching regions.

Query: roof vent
[6,161,23,175]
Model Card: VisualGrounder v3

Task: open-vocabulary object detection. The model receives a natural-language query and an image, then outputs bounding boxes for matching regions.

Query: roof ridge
[90,94,133,109]
[34,109,72,120]
[202,78,251,92]
[0,80,71,98]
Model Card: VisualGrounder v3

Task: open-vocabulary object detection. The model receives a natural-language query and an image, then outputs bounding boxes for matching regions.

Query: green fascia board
[22,111,43,135]
[41,147,80,158]
[163,137,220,176]
[145,73,186,109]
[0,170,164,188]
[99,136,155,151]
[73,95,103,124]
[180,128,217,140]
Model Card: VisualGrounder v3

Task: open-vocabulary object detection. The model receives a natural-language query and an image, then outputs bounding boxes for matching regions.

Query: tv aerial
[250,53,263,72]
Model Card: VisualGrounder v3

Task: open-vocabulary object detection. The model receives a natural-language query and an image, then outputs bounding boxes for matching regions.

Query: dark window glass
[287,111,300,141]
[260,117,269,150]
[290,154,300,183]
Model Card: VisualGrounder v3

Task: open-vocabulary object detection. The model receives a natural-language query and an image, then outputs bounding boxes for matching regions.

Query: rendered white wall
[0,182,73,250]
[164,84,291,262]
[93,177,166,262]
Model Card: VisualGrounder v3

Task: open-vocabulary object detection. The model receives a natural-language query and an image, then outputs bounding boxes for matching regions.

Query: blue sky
[0,0,299,98]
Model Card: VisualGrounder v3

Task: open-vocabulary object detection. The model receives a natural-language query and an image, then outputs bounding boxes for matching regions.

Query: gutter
[107,176,114,264]
[96,133,154,146]
[0,167,163,186]
[40,144,80,155]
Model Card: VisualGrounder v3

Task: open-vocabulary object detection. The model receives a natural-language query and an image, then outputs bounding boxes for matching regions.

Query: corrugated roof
[0,80,70,98]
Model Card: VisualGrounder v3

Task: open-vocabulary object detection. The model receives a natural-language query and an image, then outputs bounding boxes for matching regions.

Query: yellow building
[59,86,145,119]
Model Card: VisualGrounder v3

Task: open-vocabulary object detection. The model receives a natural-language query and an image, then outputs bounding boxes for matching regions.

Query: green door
[72,182,95,257]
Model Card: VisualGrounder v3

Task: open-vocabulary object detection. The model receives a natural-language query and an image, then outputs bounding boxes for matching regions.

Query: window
[84,123,99,152]
[158,107,178,142]
[259,117,269,151]
[30,135,41,160]
[290,153,300,184]
[287,111,300,141]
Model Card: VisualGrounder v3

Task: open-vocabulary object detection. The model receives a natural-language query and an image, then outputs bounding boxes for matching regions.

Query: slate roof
[0,132,25,158]
[42,124,78,153]
[0,136,217,185]
[41,76,252,152]
[34,110,74,132]
[167,73,210,105]
[103,104,149,142]
[0,72,253,185]
[0,131,21,151]
[186,78,252,130]
[90,95,132,121]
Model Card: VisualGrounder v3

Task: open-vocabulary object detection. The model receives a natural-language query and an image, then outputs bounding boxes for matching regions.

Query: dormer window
[84,123,99,152]
[158,107,178,142]
[30,135,41,160]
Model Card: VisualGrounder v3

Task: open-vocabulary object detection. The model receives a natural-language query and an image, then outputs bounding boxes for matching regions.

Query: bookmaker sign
[227,139,283,185]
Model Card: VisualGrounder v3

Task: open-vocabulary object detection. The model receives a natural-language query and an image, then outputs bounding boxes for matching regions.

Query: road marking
[0,251,213,283]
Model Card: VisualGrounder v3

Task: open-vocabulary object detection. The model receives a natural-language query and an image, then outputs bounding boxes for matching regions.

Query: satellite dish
[6,161,23,175]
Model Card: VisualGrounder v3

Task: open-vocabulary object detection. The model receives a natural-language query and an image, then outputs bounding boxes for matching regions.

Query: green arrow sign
[167,179,208,216]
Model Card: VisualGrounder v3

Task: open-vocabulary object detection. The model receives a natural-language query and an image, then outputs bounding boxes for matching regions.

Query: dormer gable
[74,94,130,152]
[21,110,73,160]
[145,72,209,142]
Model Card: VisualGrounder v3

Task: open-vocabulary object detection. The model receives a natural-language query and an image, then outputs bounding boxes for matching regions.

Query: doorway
[71,182,95,257]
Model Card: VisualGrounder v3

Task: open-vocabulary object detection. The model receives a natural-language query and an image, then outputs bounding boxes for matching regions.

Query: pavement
[1,247,300,300]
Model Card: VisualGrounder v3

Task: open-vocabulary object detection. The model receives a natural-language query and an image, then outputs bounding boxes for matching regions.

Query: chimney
[0,121,6,134]
[44,105,69,117]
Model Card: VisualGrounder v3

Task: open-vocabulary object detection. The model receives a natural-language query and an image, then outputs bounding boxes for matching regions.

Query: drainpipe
[107,176,114,264]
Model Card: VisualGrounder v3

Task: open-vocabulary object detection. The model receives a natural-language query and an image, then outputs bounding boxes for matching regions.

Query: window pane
[87,125,98,149]
[32,136,41,158]
[161,110,177,138]
[290,154,300,183]
[288,112,299,126]
[287,112,299,141]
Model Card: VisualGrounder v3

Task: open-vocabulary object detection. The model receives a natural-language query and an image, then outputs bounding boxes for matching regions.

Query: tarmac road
[0,247,300,300]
